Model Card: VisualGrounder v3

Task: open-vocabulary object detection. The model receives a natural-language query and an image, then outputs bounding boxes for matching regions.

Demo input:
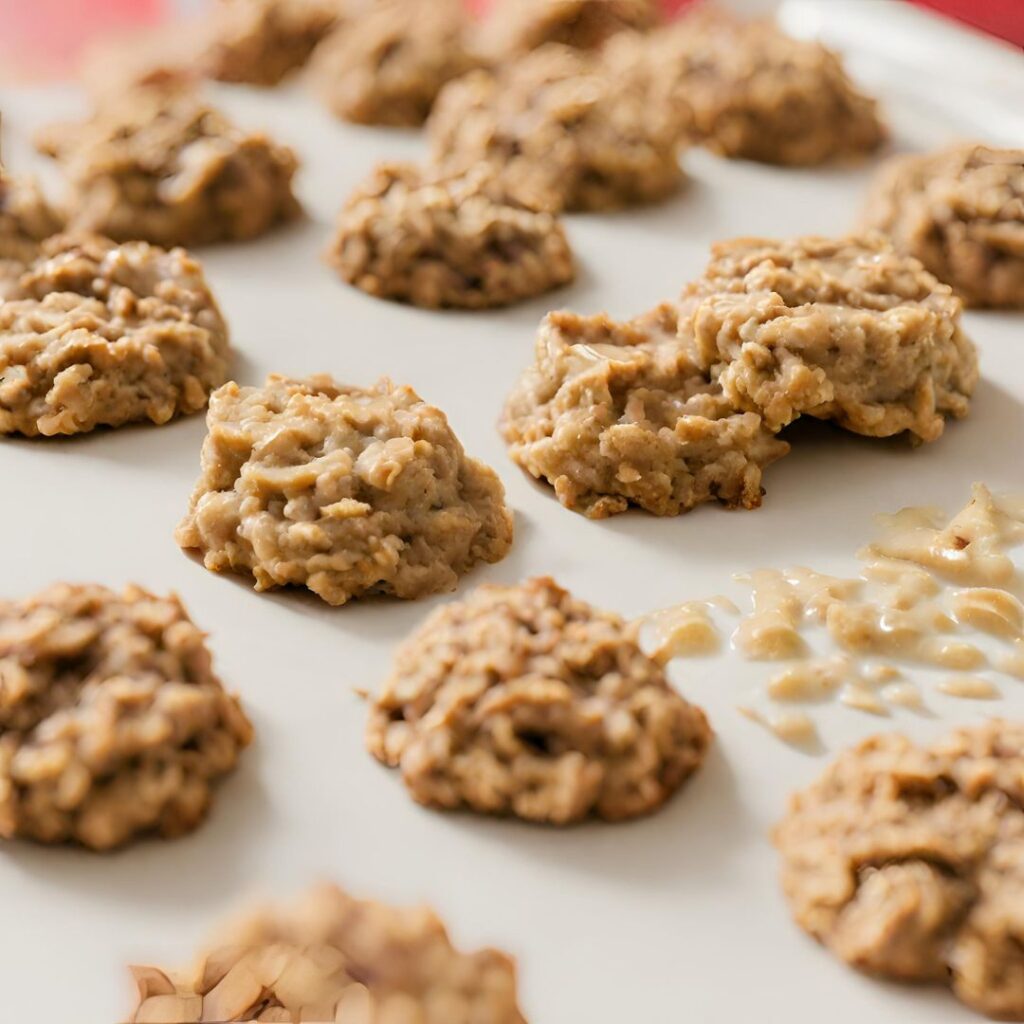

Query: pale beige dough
[368,576,711,823]
[428,43,683,213]
[176,374,513,605]
[863,143,1024,308]
[312,0,477,127]
[326,161,575,309]
[0,172,63,296]
[677,234,979,442]
[0,583,252,851]
[501,304,789,518]
[774,721,1024,1021]
[37,88,300,247]
[0,233,231,437]
[127,882,525,1024]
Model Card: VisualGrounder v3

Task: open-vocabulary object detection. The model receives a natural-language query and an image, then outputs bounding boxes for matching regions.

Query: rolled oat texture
[774,721,1024,1021]
[501,305,789,518]
[176,374,513,605]
[677,234,979,442]
[38,88,300,247]
[128,882,526,1023]
[428,44,684,213]
[326,161,575,309]
[0,583,252,851]
[0,233,231,437]
[863,143,1024,308]
[312,0,477,127]
[0,172,63,297]
[367,576,712,823]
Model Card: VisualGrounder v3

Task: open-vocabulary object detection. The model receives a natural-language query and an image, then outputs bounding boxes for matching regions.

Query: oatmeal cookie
[677,235,979,442]
[326,161,574,309]
[0,173,63,297]
[38,89,300,247]
[428,44,683,213]
[127,882,526,1024]
[312,0,476,127]
[501,305,789,518]
[176,374,513,605]
[774,721,1024,1021]
[0,583,252,851]
[202,0,345,86]
[368,576,711,823]
[475,0,661,60]
[0,233,230,437]
[863,143,1024,308]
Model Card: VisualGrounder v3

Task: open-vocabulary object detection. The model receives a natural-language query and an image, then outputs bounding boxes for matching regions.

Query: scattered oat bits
[367,576,711,823]
[0,583,252,851]
[127,882,526,1024]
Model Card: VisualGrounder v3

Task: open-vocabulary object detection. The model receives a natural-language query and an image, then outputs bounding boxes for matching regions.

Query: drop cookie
[501,305,789,518]
[677,234,979,442]
[176,374,513,605]
[0,233,230,437]
[0,583,252,850]
[0,172,63,297]
[774,721,1024,1021]
[863,143,1024,308]
[325,161,575,309]
[367,576,712,823]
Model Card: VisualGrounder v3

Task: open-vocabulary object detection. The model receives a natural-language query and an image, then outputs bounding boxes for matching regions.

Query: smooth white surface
[1,8,1023,1022]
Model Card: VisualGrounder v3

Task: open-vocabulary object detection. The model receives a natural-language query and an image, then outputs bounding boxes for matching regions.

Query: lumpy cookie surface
[863,143,1024,308]
[367,576,712,823]
[0,583,252,851]
[677,234,979,442]
[39,88,300,247]
[501,305,789,518]
[176,374,513,605]
[0,173,63,297]
[313,0,476,127]
[0,233,230,437]
[128,883,526,1024]
[428,44,683,213]
[774,721,1024,1021]
[326,162,574,309]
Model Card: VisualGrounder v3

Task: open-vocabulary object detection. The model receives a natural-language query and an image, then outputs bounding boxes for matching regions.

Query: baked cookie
[0,583,252,851]
[326,161,575,309]
[475,0,661,60]
[774,721,1024,1021]
[428,44,683,213]
[368,576,711,823]
[863,143,1024,308]
[501,305,789,518]
[677,235,979,442]
[202,0,344,86]
[0,233,231,437]
[606,11,885,166]
[176,374,513,605]
[312,0,476,127]
[127,882,526,1024]
[0,173,63,297]
[38,89,300,247]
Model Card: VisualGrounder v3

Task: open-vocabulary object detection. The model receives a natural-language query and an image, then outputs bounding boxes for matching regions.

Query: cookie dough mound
[368,576,711,823]
[312,0,476,127]
[0,173,63,296]
[501,305,789,518]
[476,0,661,60]
[677,235,979,442]
[428,44,683,213]
[0,234,231,437]
[863,144,1024,308]
[0,583,252,851]
[127,883,526,1024]
[774,721,1024,1021]
[202,0,344,85]
[40,89,300,247]
[326,162,575,309]
[176,374,513,605]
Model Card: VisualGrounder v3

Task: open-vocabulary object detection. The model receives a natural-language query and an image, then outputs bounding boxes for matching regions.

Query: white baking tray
[1,3,1022,1021]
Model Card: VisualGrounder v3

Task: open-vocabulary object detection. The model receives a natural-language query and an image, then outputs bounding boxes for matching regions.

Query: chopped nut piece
[937,676,1000,700]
